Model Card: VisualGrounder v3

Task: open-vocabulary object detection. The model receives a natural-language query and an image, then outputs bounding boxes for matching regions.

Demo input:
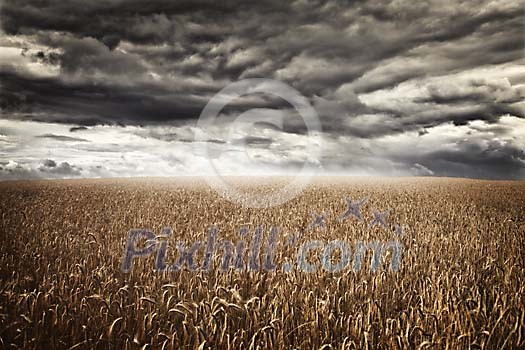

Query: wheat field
[0,177,523,349]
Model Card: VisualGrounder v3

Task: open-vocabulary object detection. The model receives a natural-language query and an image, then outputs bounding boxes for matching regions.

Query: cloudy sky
[0,0,524,180]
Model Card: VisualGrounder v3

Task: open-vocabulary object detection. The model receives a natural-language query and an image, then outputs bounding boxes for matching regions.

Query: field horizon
[2,174,525,185]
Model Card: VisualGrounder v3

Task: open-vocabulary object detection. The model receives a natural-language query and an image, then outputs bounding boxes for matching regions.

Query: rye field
[0,177,523,349]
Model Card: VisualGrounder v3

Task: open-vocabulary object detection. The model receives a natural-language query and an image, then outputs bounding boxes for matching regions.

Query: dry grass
[0,177,524,349]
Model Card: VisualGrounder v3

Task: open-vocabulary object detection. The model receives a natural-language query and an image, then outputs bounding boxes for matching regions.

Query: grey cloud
[420,79,524,106]
[322,129,525,179]
[233,136,273,147]
[38,160,82,176]
[1,0,522,129]
[0,161,39,180]
[42,159,56,167]
[36,134,88,142]
[419,140,525,180]
[0,69,210,124]
[69,126,88,132]
[0,0,523,179]
[48,36,147,76]
[0,159,83,180]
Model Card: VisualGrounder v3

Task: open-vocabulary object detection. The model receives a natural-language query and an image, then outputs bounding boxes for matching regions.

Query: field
[0,177,524,349]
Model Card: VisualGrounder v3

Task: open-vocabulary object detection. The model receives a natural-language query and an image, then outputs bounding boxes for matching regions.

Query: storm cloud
[0,0,524,179]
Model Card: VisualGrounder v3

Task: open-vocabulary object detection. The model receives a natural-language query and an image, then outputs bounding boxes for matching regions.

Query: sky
[0,0,524,180]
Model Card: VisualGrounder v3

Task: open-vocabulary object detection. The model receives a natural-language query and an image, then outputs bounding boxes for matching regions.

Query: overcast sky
[0,0,524,180]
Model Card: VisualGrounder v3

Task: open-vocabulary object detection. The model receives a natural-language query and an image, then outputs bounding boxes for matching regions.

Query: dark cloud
[38,160,82,176]
[0,66,307,126]
[417,140,525,180]
[29,50,61,65]
[0,69,209,124]
[0,0,290,50]
[0,0,523,179]
[1,0,522,127]
[234,136,273,147]
[42,159,56,167]
[48,36,147,76]
[0,1,178,46]
[69,126,88,132]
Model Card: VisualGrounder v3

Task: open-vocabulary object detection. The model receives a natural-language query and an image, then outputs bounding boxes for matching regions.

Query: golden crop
[0,177,523,349]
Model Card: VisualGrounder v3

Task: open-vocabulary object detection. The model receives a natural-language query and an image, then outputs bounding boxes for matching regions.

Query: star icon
[394,224,407,236]
[309,211,328,230]
[368,209,389,229]
[339,196,369,222]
